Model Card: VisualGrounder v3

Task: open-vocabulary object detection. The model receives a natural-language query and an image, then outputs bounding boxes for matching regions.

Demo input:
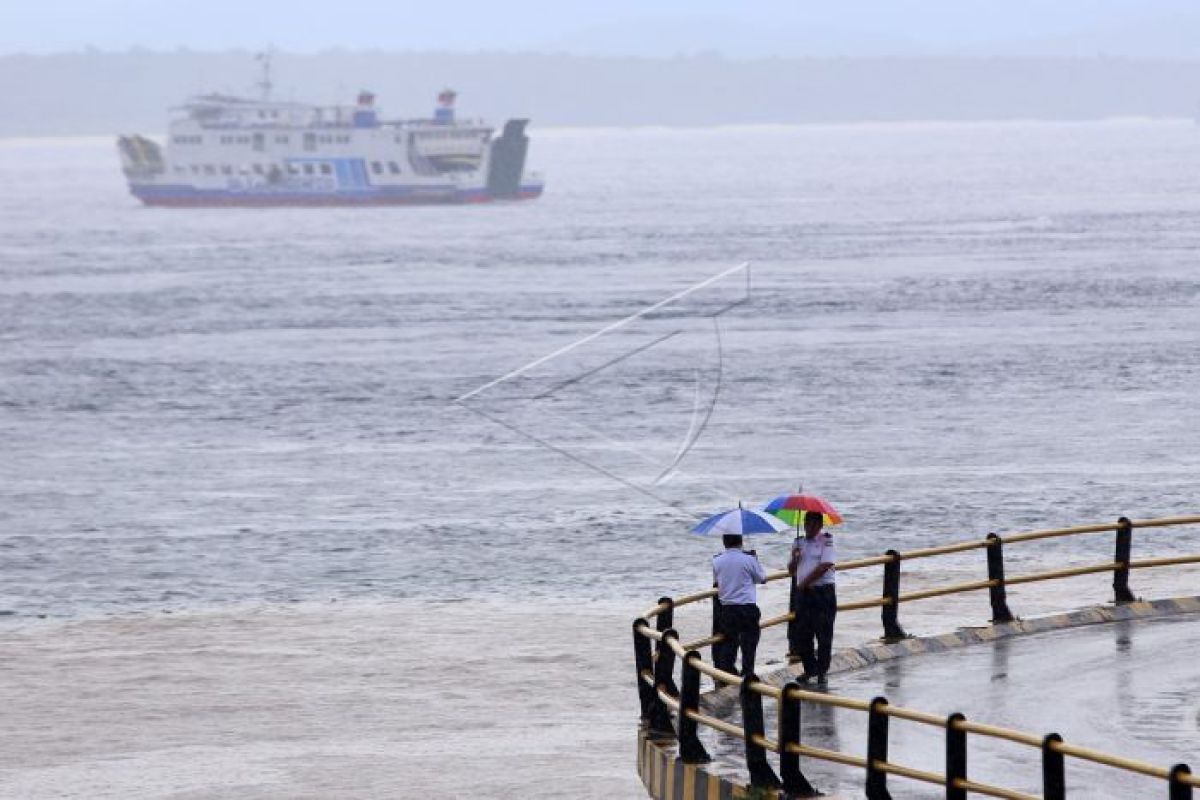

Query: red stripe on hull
[136,194,540,208]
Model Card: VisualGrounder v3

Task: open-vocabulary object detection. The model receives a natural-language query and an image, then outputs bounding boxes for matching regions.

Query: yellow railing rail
[632,513,1200,798]
[642,514,1200,625]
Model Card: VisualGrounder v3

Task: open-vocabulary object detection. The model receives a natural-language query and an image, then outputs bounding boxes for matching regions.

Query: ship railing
[633,513,1200,798]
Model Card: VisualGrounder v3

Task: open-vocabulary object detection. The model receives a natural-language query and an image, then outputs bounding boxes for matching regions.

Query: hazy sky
[5,0,1200,58]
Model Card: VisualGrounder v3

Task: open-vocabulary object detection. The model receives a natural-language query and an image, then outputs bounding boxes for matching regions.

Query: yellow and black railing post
[882,550,908,641]
[1114,516,1136,603]
[1170,763,1194,800]
[740,675,782,790]
[1042,733,1065,800]
[945,713,967,800]
[866,696,892,800]
[632,618,655,721]
[677,652,710,764]
[779,683,819,797]
[985,533,1015,623]
[648,629,678,738]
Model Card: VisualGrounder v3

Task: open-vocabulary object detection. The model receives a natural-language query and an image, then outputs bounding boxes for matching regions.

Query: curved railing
[632,514,1200,799]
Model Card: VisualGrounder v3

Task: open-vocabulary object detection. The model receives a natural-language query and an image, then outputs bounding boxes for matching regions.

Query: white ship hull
[118,85,544,208]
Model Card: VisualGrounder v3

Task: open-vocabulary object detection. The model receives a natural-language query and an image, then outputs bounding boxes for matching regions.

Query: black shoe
[796,673,815,685]
[816,674,828,687]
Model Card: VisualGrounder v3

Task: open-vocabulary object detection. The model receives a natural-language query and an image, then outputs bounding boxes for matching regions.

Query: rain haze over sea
[2,121,1199,798]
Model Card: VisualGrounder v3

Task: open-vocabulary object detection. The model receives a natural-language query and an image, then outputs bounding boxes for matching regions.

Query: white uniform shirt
[793,533,837,587]
[712,548,768,605]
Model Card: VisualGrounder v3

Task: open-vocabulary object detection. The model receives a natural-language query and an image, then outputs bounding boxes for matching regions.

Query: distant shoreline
[2,50,1200,136]
[0,115,1193,144]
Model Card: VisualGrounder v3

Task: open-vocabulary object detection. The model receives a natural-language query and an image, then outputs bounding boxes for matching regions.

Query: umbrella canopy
[691,507,791,537]
[762,494,843,528]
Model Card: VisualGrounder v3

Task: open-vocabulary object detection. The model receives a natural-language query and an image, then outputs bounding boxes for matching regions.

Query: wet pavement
[700,613,1200,798]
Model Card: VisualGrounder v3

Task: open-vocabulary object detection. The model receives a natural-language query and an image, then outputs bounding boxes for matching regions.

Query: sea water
[1,121,1198,798]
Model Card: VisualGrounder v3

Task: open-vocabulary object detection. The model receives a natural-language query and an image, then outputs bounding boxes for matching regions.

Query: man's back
[713,547,767,605]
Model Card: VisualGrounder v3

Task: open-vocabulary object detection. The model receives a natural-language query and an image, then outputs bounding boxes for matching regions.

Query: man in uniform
[788,510,838,685]
[712,533,768,678]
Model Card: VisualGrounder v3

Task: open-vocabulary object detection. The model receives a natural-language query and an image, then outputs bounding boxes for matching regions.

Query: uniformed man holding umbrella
[762,492,843,685]
[693,504,789,678]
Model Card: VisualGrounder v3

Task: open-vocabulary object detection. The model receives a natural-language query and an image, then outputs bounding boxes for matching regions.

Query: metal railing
[632,514,1200,799]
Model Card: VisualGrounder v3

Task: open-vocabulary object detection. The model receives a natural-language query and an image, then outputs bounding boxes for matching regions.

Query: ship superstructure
[118,70,543,207]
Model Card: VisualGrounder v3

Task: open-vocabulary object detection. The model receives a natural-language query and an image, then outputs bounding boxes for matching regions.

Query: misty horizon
[7,1,1200,59]
[2,48,1200,137]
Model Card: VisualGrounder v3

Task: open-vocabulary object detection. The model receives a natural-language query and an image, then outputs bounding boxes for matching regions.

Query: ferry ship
[117,63,543,207]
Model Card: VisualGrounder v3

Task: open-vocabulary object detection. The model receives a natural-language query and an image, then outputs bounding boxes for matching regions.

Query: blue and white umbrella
[691,505,791,536]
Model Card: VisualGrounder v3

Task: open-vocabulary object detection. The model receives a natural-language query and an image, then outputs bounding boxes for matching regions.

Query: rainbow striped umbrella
[691,505,791,537]
[762,494,843,528]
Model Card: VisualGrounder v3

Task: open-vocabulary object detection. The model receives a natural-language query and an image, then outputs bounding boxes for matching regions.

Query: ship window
[203,164,216,175]
[319,163,332,175]
[388,161,400,174]
[174,166,186,174]
[253,164,264,175]
[275,135,289,144]
[371,161,382,174]
[303,163,314,175]
[221,165,232,175]
[190,165,200,174]
[287,164,299,175]
[303,132,316,151]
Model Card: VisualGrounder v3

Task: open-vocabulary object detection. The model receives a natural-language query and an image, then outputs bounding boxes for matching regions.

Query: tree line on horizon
[1,49,1198,136]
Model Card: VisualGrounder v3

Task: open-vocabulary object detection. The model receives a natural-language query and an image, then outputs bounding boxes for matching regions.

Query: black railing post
[1114,516,1136,603]
[647,629,678,738]
[866,697,893,800]
[986,533,1015,623]
[657,597,676,695]
[711,591,722,640]
[677,652,711,764]
[655,623,680,698]
[882,550,909,641]
[656,596,675,637]
[779,682,818,797]
[1170,763,1193,800]
[946,713,967,800]
[741,674,782,790]
[633,618,655,721]
[1042,733,1065,800]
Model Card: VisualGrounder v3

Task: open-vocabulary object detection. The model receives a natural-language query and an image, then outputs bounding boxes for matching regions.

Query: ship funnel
[353,89,378,128]
[435,89,456,124]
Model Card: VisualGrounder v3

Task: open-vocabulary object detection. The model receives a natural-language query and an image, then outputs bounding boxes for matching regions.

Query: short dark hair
[805,511,824,524]
[722,533,743,549]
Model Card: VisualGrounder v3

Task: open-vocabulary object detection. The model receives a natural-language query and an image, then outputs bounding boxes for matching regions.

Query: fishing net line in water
[455,262,759,518]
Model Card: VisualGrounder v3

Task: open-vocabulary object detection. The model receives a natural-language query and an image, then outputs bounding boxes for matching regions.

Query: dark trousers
[789,584,837,676]
[713,603,762,678]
